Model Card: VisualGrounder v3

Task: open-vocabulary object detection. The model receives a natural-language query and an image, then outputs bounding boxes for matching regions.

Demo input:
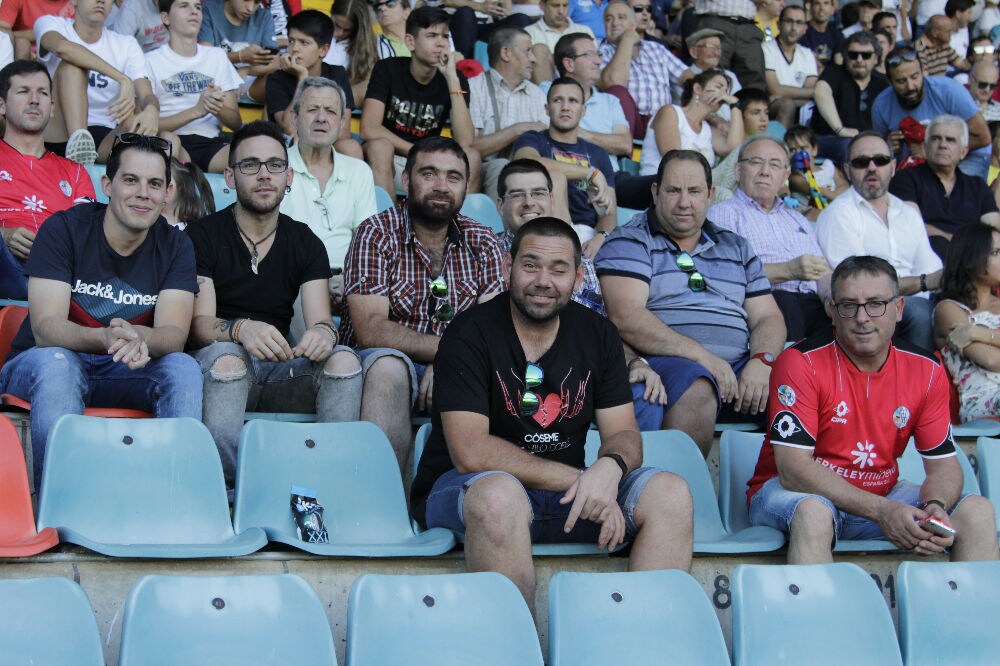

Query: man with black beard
[187,120,364,490]
[410,216,693,613]
[341,136,506,474]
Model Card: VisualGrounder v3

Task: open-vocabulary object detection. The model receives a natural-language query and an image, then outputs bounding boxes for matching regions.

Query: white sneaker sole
[66,130,98,165]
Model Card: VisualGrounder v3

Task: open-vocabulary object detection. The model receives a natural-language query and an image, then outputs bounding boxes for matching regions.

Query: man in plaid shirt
[341,136,506,473]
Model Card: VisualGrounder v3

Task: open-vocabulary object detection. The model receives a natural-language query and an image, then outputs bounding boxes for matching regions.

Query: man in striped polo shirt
[595,149,786,456]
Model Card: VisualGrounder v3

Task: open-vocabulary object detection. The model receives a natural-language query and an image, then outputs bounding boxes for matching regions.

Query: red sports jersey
[747,331,956,503]
[0,140,95,233]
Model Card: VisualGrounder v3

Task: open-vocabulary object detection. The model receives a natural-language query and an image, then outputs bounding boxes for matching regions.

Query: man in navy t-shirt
[0,132,203,488]
[412,216,692,612]
[513,76,617,259]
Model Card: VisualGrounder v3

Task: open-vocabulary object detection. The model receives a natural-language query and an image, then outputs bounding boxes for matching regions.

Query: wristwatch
[752,352,775,367]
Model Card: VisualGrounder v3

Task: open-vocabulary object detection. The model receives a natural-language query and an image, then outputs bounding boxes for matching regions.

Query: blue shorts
[632,355,752,431]
[357,347,425,407]
[424,466,661,543]
[749,476,973,545]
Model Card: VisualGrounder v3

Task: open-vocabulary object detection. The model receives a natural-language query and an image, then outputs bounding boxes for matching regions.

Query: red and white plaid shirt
[340,202,506,347]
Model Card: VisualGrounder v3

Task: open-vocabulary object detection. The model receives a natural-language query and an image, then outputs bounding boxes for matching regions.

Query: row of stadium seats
[5,560,1000,665]
[2,407,994,559]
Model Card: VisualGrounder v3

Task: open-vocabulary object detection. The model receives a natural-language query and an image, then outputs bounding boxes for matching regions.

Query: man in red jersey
[0,60,95,299]
[746,255,1000,563]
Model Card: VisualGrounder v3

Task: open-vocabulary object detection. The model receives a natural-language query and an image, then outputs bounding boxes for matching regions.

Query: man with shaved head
[915,15,970,76]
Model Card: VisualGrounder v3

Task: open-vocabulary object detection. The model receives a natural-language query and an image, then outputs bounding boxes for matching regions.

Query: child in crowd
[197,0,279,102]
[325,0,378,102]
[162,157,215,229]
[784,125,849,204]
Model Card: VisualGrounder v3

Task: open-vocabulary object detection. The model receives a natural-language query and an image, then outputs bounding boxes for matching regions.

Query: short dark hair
[158,0,174,13]
[945,0,974,16]
[735,86,770,110]
[510,216,582,268]
[0,60,50,101]
[846,129,890,158]
[784,124,818,148]
[228,120,288,165]
[488,26,529,66]
[871,11,895,27]
[830,255,899,300]
[403,135,470,178]
[547,75,585,102]
[655,149,713,191]
[106,134,172,187]
[497,158,553,199]
[406,6,450,37]
[553,32,593,77]
[844,30,883,61]
[779,5,806,21]
[287,9,334,47]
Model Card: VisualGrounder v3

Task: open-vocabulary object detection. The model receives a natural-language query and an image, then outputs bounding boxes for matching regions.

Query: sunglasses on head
[675,252,706,292]
[849,154,893,169]
[520,363,544,416]
[111,132,172,161]
[885,49,919,67]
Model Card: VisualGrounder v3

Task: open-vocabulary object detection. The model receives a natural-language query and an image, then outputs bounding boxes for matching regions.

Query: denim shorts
[424,466,660,544]
[357,347,423,406]
[749,476,973,545]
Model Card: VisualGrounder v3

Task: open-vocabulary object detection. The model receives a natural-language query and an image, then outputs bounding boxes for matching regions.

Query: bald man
[968,61,1000,120]
[915,15,970,76]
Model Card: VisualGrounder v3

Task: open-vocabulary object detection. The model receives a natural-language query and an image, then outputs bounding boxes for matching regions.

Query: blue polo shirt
[594,209,772,365]
[570,0,608,40]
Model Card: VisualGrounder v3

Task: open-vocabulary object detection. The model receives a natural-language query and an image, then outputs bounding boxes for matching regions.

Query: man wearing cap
[675,28,742,120]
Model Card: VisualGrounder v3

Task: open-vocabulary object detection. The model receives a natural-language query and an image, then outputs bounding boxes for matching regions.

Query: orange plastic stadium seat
[0,413,58,556]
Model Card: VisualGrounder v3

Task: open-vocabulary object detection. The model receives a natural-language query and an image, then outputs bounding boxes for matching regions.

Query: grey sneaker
[65,128,97,165]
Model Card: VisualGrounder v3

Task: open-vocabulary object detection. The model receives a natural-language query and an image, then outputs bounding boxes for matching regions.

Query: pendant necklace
[234,212,277,275]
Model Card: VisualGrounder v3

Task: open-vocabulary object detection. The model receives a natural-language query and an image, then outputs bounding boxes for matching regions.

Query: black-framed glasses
[846,49,875,60]
[848,154,892,169]
[520,363,544,416]
[833,299,896,319]
[885,49,919,67]
[977,80,999,91]
[230,158,289,175]
[430,274,453,323]
[675,252,706,292]
[632,4,652,12]
[111,132,172,161]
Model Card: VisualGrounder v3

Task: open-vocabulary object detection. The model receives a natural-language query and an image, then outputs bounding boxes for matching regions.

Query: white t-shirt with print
[34,16,147,128]
[763,39,819,88]
[146,44,243,137]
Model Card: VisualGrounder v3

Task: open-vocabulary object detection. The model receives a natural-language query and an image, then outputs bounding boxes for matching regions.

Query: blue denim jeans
[896,295,935,352]
[194,342,363,487]
[0,347,203,487]
[0,240,28,300]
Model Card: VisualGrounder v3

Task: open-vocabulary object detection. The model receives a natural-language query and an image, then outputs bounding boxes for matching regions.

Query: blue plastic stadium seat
[548,570,729,666]
[617,206,641,227]
[374,185,394,213]
[473,40,490,71]
[412,424,619,555]
[897,560,1000,666]
[244,412,317,422]
[119,574,337,666]
[732,563,903,666]
[975,436,1000,532]
[36,415,266,558]
[0,577,103,665]
[85,164,107,204]
[346,572,543,666]
[953,419,1000,438]
[204,172,236,209]
[594,430,784,553]
[234,420,455,556]
[721,431,978,553]
[460,192,504,233]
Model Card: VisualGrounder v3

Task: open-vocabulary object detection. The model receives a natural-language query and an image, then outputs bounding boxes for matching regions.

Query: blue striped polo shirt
[595,209,772,365]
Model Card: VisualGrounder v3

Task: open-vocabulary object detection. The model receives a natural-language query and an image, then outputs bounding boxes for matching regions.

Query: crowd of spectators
[4,0,1000,608]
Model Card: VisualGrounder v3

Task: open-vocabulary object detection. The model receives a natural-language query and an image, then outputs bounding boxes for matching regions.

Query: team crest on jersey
[893,406,910,429]
[59,180,72,197]
[0,170,11,182]
[777,384,796,407]
[831,400,849,424]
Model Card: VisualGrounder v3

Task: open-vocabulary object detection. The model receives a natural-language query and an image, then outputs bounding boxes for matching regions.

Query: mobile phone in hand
[920,516,956,539]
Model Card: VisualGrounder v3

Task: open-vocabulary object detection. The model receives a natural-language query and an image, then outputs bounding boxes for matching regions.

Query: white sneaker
[65,129,97,165]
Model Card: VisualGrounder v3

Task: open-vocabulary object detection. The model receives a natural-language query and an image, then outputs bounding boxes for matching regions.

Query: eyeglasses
[973,44,996,55]
[739,156,787,171]
[230,158,289,175]
[675,252,706,292]
[885,49,919,67]
[570,50,599,59]
[977,80,999,91]
[111,132,172,161]
[374,0,399,10]
[833,298,896,319]
[520,363,544,416]
[846,49,876,60]
[848,154,892,169]
[502,188,551,204]
[429,274,453,323]
[632,4,652,12]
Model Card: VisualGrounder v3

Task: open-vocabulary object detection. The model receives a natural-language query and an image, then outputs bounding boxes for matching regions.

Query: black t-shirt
[810,64,888,135]
[888,162,999,235]
[185,206,331,337]
[800,24,843,68]
[9,203,198,357]
[410,293,633,521]
[264,62,355,121]
[365,57,470,143]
